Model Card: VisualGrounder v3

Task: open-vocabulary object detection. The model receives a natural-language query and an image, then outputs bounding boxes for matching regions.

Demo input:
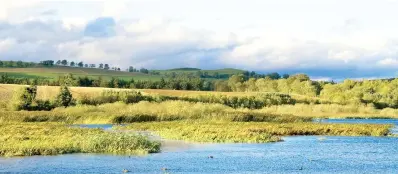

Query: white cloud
[0,39,16,52]
[1,0,398,79]
[378,58,398,66]
[101,0,127,20]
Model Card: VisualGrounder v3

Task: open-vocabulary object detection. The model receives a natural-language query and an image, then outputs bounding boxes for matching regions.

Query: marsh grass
[3,84,398,118]
[0,84,134,110]
[0,123,160,157]
[0,101,310,124]
[117,121,392,143]
[259,104,398,118]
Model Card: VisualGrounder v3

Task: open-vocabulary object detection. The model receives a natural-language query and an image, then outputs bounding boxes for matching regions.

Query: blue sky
[1,0,398,80]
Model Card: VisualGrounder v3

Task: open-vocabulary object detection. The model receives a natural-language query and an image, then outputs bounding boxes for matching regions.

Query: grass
[0,84,134,109]
[153,68,245,76]
[0,66,246,81]
[116,121,392,143]
[0,101,311,124]
[0,66,161,81]
[2,84,397,157]
[259,104,398,118]
[0,123,160,157]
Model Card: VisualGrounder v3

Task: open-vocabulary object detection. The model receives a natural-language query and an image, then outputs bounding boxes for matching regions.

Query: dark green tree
[61,60,68,66]
[104,64,110,70]
[55,86,74,107]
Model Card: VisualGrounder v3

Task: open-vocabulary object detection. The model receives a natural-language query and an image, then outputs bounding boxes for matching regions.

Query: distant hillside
[154,68,245,76]
[0,66,248,82]
[168,68,201,71]
[0,66,161,81]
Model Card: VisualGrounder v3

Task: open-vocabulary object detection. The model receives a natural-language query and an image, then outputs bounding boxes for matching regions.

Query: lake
[1,119,398,173]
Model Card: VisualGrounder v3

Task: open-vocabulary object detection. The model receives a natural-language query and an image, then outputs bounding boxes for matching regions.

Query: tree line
[0,73,215,91]
[0,60,151,73]
[220,74,398,109]
[0,60,36,68]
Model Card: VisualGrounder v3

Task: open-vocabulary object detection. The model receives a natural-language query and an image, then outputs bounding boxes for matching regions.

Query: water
[1,120,398,173]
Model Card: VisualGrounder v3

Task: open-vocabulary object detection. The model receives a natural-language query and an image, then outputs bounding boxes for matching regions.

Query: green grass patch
[117,121,392,143]
[0,123,160,157]
[0,101,311,124]
[0,67,161,81]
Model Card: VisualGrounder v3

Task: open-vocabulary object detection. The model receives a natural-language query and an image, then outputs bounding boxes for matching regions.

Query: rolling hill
[154,68,245,76]
[0,66,161,81]
[0,66,246,81]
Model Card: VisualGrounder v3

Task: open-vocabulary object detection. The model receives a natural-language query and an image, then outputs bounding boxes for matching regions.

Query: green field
[0,66,161,81]
[153,68,245,76]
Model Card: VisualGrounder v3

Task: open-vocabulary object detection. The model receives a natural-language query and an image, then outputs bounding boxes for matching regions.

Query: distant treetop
[168,68,202,71]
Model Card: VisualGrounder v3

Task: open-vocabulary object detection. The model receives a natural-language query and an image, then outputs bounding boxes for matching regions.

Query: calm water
[1,119,398,174]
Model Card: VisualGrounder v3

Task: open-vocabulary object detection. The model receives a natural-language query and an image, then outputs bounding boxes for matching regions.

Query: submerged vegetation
[0,123,160,157]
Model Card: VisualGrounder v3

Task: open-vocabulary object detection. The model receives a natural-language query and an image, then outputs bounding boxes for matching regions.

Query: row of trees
[213,74,321,96]
[0,60,149,73]
[219,74,398,109]
[161,71,289,80]
[0,73,215,91]
[0,60,36,68]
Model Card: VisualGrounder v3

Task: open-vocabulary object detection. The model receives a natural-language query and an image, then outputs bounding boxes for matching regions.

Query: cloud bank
[1,0,398,79]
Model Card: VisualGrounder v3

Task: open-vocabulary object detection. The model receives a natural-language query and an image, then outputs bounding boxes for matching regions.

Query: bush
[9,86,38,111]
[55,86,75,107]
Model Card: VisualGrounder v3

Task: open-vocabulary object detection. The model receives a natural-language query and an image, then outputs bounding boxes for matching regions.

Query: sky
[0,0,398,80]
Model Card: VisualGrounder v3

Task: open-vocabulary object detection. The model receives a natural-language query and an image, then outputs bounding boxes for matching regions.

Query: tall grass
[0,101,310,124]
[117,121,392,143]
[0,123,160,157]
[259,104,398,118]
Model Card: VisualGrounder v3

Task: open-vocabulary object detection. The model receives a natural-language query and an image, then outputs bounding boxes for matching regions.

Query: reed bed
[0,123,160,157]
[0,101,310,124]
[117,121,392,143]
[260,104,398,118]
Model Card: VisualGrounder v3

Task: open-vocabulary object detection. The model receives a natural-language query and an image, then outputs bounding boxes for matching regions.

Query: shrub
[55,86,75,107]
[9,85,38,111]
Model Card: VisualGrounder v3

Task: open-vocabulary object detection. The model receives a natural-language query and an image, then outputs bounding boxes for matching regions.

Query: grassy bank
[4,84,398,119]
[116,121,392,143]
[0,101,311,124]
[2,101,398,126]
[260,104,398,118]
[0,123,160,157]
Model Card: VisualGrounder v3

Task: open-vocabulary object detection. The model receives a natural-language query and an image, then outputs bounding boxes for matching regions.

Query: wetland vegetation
[115,121,391,143]
[0,123,160,157]
[1,74,398,157]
